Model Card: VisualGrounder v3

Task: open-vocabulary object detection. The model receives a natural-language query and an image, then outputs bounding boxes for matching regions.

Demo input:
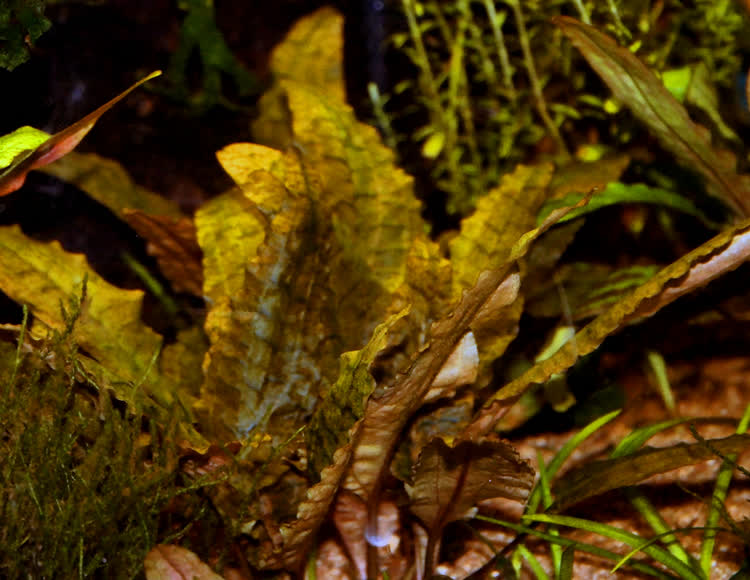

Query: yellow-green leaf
[195,187,265,303]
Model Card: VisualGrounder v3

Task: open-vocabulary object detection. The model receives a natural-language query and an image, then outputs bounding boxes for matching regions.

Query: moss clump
[0,305,189,578]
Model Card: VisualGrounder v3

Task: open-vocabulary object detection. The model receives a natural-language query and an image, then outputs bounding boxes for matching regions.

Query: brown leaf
[552,433,750,512]
[343,272,521,511]
[554,16,750,217]
[123,210,203,296]
[144,545,224,580]
[408,437,534,575]
[0,71,161,197]
[343,193,592,526]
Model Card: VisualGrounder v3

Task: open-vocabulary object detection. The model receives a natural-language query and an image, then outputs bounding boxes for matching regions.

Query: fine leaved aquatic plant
[0,297,190,579]
[379,0,745,215]
[1,5,750,577]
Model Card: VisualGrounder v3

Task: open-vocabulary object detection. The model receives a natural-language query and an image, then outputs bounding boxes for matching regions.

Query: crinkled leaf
[554,16,750,217]
[408,437,533,576]
[450,163,554,295]
[268,5,345,102]
[552,433,750,512]
[281,81,425,294]
[123,210,203,296]
[195,8,430,440]
[144,545,224,580]
[342,191,592,529]
[253,9,423,295]
[195,187,265,303]
[408,436,533,536]
[473,217,750,432]
[0,226,163,390]
[257,435,357,570]
[0,71,161,197]
[41,152,183,220]
[448,163,555,379]
[194,161,320,439]
[539,182,717,227]
[343,271,522,516]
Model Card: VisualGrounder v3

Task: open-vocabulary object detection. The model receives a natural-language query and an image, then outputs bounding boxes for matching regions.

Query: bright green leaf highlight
[0,126,49,169]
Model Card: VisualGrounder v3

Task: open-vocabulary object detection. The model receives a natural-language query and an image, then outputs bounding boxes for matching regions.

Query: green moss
[0,303,207,578]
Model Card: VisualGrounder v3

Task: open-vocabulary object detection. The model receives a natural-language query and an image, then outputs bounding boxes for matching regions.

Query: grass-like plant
[476,406,750,578]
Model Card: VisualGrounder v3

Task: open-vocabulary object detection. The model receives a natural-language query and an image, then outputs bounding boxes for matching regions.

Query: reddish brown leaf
[408,437,534,576]
[0,71,161,197]
[123,210,204,296]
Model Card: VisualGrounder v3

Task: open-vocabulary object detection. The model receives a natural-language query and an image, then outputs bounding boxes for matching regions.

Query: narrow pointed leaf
[0,71,161,197]
[552,434,750,512]
[539,182,716,227]
[554,16,750,217]
[547,154,630,200]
